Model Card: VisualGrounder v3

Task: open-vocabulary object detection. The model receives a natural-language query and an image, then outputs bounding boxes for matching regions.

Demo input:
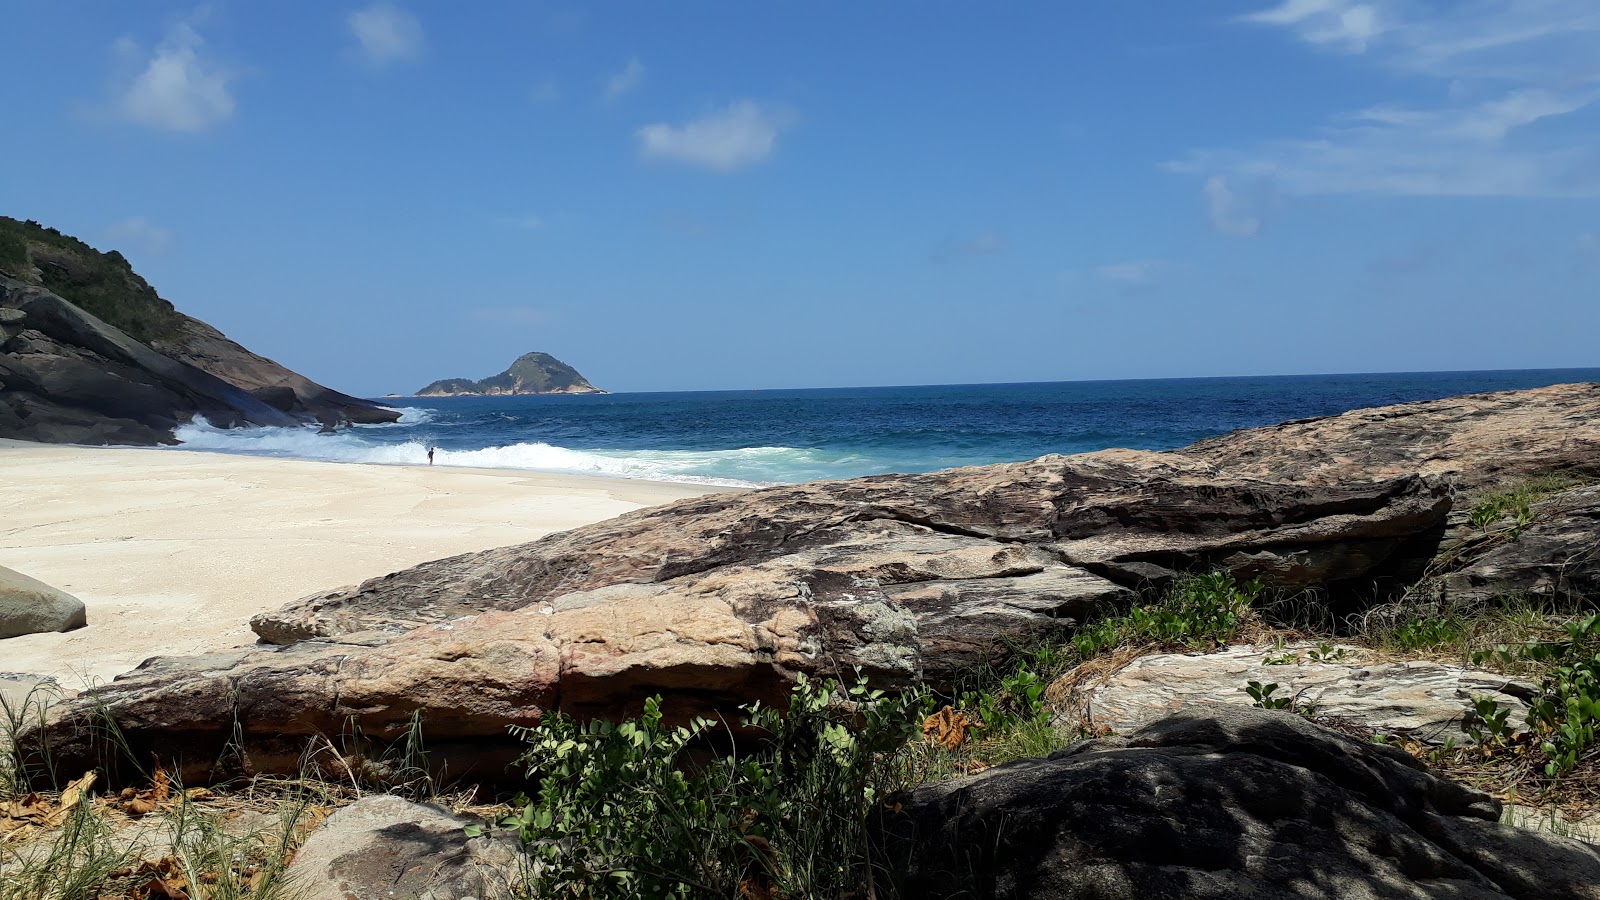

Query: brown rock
[24,383,1600,783]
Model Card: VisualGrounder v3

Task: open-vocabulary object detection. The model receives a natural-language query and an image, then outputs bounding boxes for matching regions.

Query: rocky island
[0,217,397,444]
[415,350,604,396]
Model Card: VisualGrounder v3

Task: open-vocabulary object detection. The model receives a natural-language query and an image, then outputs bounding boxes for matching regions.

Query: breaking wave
[164,419,853,486]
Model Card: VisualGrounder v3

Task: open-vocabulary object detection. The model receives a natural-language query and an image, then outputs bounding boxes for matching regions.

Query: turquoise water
[168,369,1600,486]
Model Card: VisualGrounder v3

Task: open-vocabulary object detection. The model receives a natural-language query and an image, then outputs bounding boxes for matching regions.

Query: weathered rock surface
[1,216,396,443]
[151,313,398,426]
[1069,644,1534,745]
[0,565,87,639]
[1183,383,1600,491]
[1441,485,1600,604]
[285,796,522,900]
[24,383,1600,782]
[886,706,1600,899]
[0,279,309,444]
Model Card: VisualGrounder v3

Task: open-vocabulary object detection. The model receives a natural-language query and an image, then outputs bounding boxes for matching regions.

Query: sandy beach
[0,440,723,685]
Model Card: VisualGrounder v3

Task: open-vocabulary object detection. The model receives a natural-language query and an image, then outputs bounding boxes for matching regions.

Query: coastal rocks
[34,459,1447,781]
[1441,485,1600,604]
[885,706,1600,899]
[1183,382,1600,491]
[285,796,522,900]
[0,277,304,444]
[23,382,1600,782]
[0,215,398,443]
[0,565,86,639]
[1068,644,1534,745]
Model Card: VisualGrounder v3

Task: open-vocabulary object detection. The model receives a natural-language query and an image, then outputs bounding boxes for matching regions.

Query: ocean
[168,369,1600,487]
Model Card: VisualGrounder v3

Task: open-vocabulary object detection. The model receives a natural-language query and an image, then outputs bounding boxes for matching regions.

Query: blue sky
[4,1,1598,395]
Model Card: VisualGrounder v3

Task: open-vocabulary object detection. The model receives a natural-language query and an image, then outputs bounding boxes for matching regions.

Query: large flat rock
[1069,643,1535,746]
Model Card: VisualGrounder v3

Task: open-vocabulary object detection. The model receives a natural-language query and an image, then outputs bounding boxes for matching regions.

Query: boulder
[1067,643,1535,745]
[284,796,522,900]
[885,706,1600,899]
[0,565,86,639]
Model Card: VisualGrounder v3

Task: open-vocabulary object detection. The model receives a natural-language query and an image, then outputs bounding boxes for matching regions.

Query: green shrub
[482,674,921,899]
[1074,572,1262,659]
[1388,615,1465,652]
[1526,614,1600,777]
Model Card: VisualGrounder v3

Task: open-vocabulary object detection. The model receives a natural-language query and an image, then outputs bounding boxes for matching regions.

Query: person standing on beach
[427,447,435,465]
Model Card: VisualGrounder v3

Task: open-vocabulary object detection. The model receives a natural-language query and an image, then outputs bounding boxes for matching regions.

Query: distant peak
[415,351,604,397]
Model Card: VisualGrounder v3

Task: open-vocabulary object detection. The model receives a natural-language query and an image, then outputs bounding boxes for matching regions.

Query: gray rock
[0,307,24,324]
[0,565,86,639]
[1070,643,1534,745]
[1442,485,1600,604]
[886,706,1600,899]
[286,795,524,900]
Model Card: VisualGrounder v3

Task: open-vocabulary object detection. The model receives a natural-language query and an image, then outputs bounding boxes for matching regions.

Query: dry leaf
[152,759,170,804]
[43,772,97,827]
[922,705,972,751]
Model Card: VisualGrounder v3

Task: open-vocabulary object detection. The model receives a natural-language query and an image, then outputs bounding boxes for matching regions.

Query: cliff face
[416,351,604,396]
[0,217,398,443]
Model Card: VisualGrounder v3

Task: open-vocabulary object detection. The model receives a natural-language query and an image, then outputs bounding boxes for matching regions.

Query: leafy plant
[1244,681,1293,710]
[1075,572,1262,660]
[1464,696,1516,747]
[483,673,922,898]
[1388,616,1465,652]
[1308,642,1348,663]
[1525,615,1600,777]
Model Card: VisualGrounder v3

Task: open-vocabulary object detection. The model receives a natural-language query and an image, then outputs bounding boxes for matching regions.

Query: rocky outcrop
[1067,643,1534,746]
[0,280,304,444]
[0,216,396,443]
[21,383,1600,783]
[416,351,603,396]
[0,565,86,639]
[285,796,521,900]
[885,706,1600,899]
[1183,384,1600,491]
[152,314,398,426]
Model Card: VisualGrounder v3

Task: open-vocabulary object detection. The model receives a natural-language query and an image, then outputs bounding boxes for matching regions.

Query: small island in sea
[415,351,604,396]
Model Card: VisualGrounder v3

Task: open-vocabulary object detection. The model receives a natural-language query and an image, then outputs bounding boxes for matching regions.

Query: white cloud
[1181,2,1600,198]
[1096,260,1164,287]
[1203,176,1261,236]
[114,22,234,132]
[347,3,425,67]
[636,101,793,172]
[103,217,174,256]
[1240,0,1385,52]
[933,232,1007,262]
[604,58,645,101]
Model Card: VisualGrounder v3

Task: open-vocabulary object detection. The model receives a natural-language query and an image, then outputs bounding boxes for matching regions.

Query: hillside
[416,351,604,396]
[0,217,397,443]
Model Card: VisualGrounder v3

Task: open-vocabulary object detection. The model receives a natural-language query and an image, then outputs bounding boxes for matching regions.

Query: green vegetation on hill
[0,216,183,343]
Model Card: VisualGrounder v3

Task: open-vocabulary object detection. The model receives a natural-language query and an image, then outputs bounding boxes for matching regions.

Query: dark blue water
[169,369,1600,485]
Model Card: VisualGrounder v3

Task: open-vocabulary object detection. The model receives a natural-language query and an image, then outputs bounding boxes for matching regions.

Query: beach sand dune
[0,440,720,685]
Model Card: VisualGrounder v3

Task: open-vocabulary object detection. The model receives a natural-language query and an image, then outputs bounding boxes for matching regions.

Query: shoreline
[0,440,728,685]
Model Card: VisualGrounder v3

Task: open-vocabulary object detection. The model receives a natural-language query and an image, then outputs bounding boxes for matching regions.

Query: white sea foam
[166,419,797,487]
